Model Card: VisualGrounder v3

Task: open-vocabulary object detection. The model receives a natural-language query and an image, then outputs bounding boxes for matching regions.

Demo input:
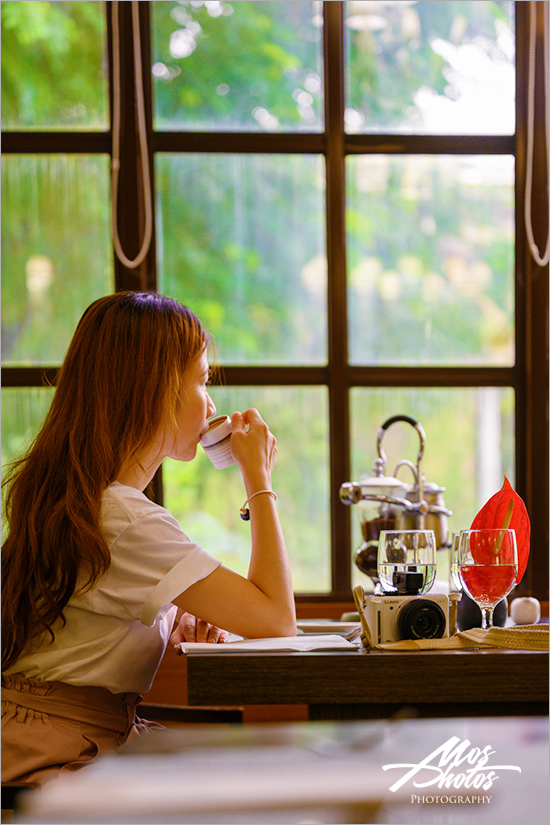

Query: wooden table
[185,647,549,720]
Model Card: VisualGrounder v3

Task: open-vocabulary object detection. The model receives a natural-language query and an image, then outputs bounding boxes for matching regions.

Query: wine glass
[378,530,437,595]
[449,533,461,592]
[458,529,518,629]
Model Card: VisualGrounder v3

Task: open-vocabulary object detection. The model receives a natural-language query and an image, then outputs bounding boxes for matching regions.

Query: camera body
[363,593,452,644]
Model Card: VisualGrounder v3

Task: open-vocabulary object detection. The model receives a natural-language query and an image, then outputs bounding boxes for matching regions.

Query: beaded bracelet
[240,490,277,521]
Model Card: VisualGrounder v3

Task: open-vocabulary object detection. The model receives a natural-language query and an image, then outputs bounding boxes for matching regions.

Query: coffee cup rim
[200,414,232,446]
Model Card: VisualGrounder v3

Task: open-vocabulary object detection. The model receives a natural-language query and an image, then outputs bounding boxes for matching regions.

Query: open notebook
[175,634,361,654]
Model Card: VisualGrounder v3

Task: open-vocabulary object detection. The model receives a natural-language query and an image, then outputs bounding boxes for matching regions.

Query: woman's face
[166,349,216,462]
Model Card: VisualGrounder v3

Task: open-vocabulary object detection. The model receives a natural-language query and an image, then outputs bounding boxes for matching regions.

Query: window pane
[345,0,514,134]
[1,388,54,470]
[1,155,113,366]
[349,387,515,590]
[1,1,108,131]
[162,386,330,593]
[347,155,514,366]
[156,153,326,364]
[152,0,323,132]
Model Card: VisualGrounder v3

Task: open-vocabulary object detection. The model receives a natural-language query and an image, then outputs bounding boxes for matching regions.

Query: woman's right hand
[230,409,277,494]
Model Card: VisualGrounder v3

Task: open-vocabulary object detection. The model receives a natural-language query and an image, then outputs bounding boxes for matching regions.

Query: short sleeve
[85,485,221,626]
[139,548,221,627]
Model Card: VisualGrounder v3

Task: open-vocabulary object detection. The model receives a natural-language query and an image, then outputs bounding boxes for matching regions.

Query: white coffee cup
[200,414,234,469]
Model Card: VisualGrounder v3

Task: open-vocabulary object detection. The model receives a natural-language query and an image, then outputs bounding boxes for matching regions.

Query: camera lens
[397,599,446,640]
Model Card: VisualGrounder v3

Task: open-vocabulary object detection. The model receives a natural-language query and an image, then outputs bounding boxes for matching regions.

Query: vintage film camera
[355,570,457,645]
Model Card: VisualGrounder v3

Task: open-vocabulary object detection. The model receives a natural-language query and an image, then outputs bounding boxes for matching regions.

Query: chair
[1,782,39,823]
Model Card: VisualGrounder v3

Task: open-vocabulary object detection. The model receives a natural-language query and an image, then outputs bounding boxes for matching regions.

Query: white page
[176,634,360,654]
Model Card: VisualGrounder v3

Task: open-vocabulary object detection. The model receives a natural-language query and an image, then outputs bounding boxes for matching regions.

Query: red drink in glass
[459,564,517,607]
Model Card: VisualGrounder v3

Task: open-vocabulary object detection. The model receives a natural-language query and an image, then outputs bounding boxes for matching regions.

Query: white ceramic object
[510,596,541,626]
[200,414,234,469]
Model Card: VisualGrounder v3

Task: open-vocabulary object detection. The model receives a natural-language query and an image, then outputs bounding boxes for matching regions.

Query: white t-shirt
[6,483,221,694]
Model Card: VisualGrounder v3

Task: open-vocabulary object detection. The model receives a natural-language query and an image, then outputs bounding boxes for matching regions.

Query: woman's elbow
[258,607,296,639]
[277,612,297,637]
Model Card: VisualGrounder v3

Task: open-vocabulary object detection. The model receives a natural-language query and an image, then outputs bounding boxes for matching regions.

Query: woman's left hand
[170,612,229,651]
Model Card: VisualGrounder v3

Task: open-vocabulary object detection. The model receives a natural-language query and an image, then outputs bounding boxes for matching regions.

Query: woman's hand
[230,409,277,494]
[170,612,229,653]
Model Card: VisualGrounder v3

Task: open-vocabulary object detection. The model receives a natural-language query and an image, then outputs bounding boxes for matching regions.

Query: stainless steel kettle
[393,461,451,550]
[340,414,452,586]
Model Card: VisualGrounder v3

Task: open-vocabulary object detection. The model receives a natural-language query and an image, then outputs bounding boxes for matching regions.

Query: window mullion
[514,0,549,601]
[106,0,156,292]
[324,0,351,594]
[107,1,162,505]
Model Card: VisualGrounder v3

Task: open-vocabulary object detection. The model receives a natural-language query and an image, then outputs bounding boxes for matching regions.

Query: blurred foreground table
[19,716,549,824]
[185,647,549,720]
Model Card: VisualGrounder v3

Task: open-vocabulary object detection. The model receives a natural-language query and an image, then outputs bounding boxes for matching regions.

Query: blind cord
[110,1,153,271]
[524,1,549,268]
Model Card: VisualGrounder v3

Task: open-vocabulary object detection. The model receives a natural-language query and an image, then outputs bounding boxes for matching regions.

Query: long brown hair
[2,291,208,671]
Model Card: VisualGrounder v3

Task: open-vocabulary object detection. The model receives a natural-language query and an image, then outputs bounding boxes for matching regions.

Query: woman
[2,291,295,785]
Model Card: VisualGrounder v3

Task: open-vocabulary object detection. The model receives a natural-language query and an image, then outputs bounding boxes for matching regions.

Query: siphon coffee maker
[340,414,452,589]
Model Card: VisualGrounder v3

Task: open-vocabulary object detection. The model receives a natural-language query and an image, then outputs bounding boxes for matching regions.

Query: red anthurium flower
[470,476,530,583]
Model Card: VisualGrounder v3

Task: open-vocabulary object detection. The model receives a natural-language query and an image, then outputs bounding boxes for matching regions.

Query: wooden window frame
[2,1,548,604]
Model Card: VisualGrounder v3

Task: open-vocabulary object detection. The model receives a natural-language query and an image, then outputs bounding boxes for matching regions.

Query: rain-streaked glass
[347,154,514,366]
[1,388,55,471]
[156,153,326,364]
[152,0,323,131]
[1,1,108,131]
[349,386,515,590]
[1,155,113,365]
[162,385,331,593]
[345,0,515,134]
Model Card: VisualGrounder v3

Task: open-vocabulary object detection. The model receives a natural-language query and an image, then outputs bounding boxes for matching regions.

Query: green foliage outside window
[1,0,108,130]
[152,0,323,131]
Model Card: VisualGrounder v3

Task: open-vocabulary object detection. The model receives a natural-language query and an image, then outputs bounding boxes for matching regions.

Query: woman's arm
[173,409,296,639]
